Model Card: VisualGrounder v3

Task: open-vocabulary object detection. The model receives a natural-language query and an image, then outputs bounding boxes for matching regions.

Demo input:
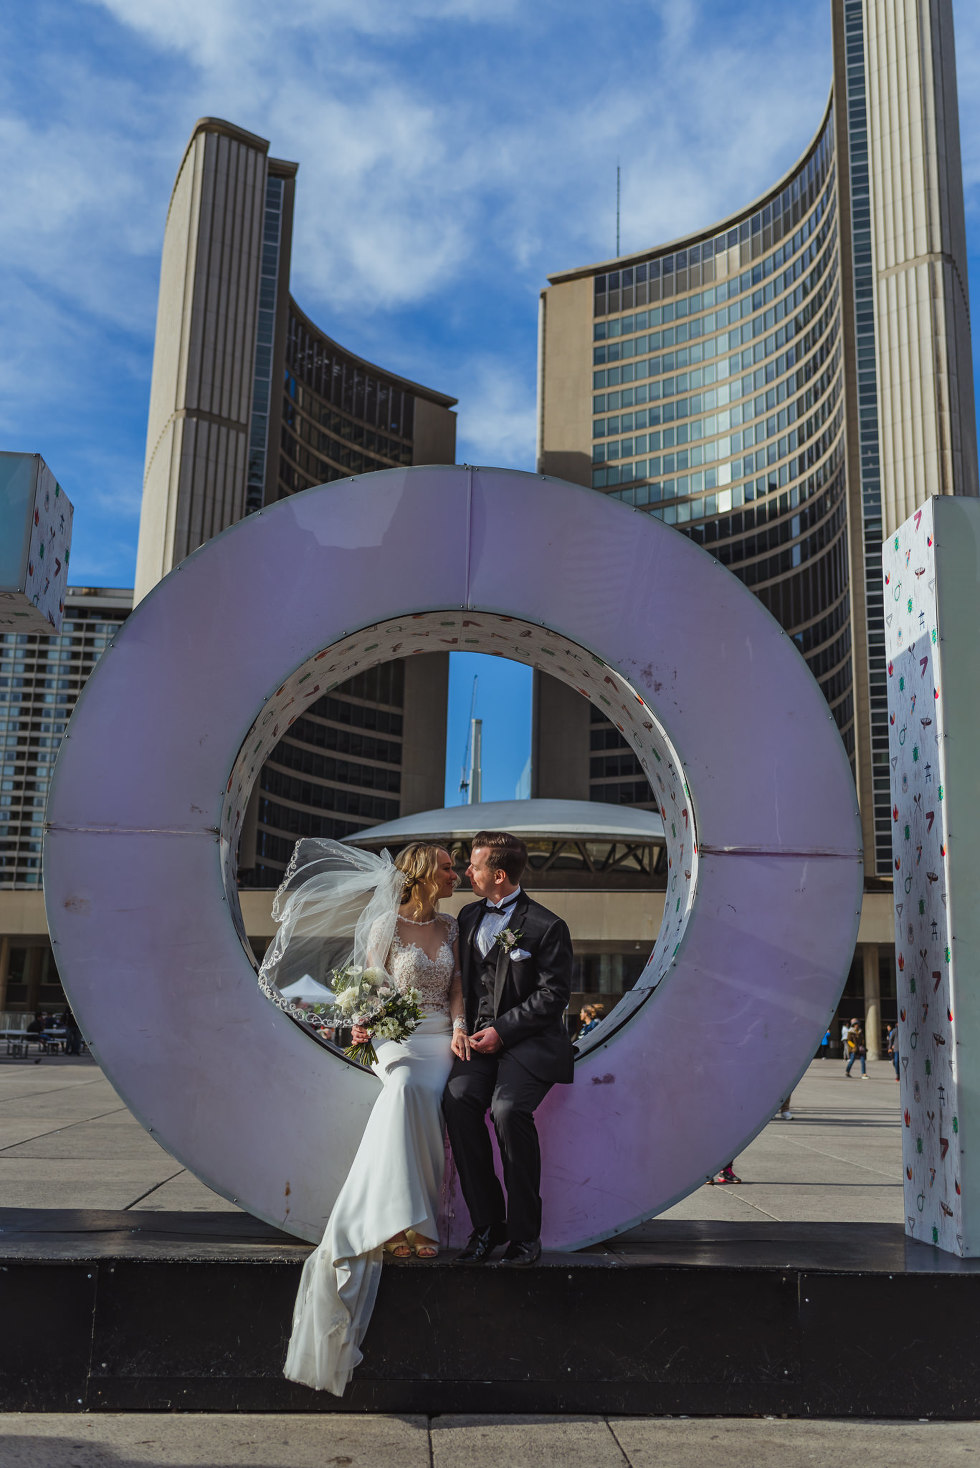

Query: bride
[260,839,468,1395]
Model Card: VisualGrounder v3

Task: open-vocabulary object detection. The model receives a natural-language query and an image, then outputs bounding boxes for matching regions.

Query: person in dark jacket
[443,831,574,1268]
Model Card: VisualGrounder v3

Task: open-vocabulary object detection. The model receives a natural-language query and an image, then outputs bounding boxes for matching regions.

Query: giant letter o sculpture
[43,466,862,1247]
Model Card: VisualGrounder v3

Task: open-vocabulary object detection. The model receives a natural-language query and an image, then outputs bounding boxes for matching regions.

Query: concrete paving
[0,1053,903,1220]
[3,1052,953,1459]
[659,1056,903,1225]
[1,1413,978,1465]
[0,1060,236,1212]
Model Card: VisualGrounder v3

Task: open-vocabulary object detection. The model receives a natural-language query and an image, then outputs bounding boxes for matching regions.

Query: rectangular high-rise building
[0,587,133,891]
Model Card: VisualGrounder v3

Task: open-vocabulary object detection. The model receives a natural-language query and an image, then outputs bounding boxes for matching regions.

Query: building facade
[0,587,133,1013]
[536,0,977,891]
[135,118,458,887]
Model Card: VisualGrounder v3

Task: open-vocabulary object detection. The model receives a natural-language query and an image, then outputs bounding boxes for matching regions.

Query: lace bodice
[383,914,458,1016]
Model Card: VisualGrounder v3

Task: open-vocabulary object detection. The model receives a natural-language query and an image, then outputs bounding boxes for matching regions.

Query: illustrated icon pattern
[882,501,960,1252]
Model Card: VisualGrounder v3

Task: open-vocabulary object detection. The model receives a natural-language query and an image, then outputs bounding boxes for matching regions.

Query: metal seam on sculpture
[697,844,863,858]
[463,464,474,610]
[44,824,219,836]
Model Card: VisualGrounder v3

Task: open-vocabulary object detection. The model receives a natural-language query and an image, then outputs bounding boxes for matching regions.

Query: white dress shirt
[475,887,522,958]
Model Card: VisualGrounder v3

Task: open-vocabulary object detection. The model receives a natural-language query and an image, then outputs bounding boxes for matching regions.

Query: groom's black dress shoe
[451,1223,508,1265]
[498,1238,541,1268]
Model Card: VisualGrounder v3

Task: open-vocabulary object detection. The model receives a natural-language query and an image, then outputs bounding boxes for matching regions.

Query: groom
[443,830,574,1267]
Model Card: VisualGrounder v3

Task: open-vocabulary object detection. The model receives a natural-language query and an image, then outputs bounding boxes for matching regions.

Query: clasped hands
[351,1022,501,1059]
[461,1026,501,1057]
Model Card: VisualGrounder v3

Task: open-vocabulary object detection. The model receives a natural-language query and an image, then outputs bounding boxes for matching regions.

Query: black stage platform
[3,1207,979,1418]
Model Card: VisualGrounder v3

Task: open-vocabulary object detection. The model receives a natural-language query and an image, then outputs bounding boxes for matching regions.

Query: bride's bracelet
[452,1018,467,1031]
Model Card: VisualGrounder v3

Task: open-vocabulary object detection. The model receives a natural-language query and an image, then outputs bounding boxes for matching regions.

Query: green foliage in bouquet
[329,963,423,1067]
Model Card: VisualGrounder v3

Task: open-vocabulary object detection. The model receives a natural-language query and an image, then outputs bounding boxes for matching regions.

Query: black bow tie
[483,897,518,915]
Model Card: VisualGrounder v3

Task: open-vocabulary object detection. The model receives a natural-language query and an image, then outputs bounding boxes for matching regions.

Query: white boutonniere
[495,926,523,954]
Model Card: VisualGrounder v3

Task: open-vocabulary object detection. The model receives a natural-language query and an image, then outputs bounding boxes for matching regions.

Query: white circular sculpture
[43,466,862,1247]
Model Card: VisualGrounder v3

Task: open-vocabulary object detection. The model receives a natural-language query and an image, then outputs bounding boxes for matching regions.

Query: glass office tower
[537,0,977,880]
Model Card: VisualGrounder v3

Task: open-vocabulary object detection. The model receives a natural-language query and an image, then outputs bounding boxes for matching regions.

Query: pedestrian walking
[844,1018,868,1078]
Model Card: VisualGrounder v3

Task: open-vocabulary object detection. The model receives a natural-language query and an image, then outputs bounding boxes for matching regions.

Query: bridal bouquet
[328,963,423,1067]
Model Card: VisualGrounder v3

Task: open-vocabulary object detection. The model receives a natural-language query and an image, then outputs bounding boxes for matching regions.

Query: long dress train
[284,919,456,1395]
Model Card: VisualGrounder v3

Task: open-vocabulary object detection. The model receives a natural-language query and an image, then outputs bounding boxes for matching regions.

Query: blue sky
[3,0,980,802]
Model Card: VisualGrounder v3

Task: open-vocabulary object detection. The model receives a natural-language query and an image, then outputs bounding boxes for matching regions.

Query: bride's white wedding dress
[284,914,458,1395]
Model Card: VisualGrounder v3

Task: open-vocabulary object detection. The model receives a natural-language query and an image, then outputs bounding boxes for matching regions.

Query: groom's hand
[469,1027,502,1055]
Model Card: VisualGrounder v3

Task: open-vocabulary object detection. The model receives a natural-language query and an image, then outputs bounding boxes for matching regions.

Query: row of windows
[1,606,131,887]
[288,386,414,463]
[259,788,399,830]
[751,515,849,634]
[590,752,642,779]
[589,779,658,807]
[245,174,284,514]
[280,432,393,488]
[596,328,839,458]
[341,662,405,707]
[677,475,843,587]
[844,0,889,871]
[599,394,843,536]
[596,354,840,476]
[265,744,401,793]
[284,404,412,474]
[802,622,852,682]
[590,725,630,751]
[306,692,404,737]
[594,317,840,450]
[1,639,112,659]
[593,243,839,397]
[593,192,833,348]
[0,692,73,709]
[1,733,61,749]
[2,616,125,646]
[249,820,364,871]
[727,482,843,574]
[793,592,851,659]
[596,290,842,500]
[592,204,834,367]
[594,114,834,314]
[639,440,845,578]
[286,715,401,765]
[749,507,848,611]
[0,676,84,691]
[286,310,415,440]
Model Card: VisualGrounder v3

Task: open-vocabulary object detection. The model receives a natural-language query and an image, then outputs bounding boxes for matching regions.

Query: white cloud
[87,0,522,67]
[2,0,979,588]
[453,356,537,470]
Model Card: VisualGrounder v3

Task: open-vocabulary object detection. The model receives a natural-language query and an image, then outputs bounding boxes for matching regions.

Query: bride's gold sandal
[408,1229,439,1259]
[384,1234,412,1258]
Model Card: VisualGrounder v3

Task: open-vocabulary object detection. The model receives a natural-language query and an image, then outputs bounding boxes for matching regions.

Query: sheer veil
[257,839,402,1024]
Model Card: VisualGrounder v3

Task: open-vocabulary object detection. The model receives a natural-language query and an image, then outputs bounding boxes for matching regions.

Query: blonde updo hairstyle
[395,842,445,919]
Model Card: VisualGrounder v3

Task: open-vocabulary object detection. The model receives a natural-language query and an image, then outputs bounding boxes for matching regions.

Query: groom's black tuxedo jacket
[458,891,575,1086]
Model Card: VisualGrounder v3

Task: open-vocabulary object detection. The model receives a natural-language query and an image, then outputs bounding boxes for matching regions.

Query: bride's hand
[351,1024,372,1044]
[451,1028,471,1060]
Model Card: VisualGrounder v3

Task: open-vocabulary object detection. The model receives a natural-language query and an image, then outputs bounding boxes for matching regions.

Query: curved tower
[136,118,457,885]
[537,0,977,884]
